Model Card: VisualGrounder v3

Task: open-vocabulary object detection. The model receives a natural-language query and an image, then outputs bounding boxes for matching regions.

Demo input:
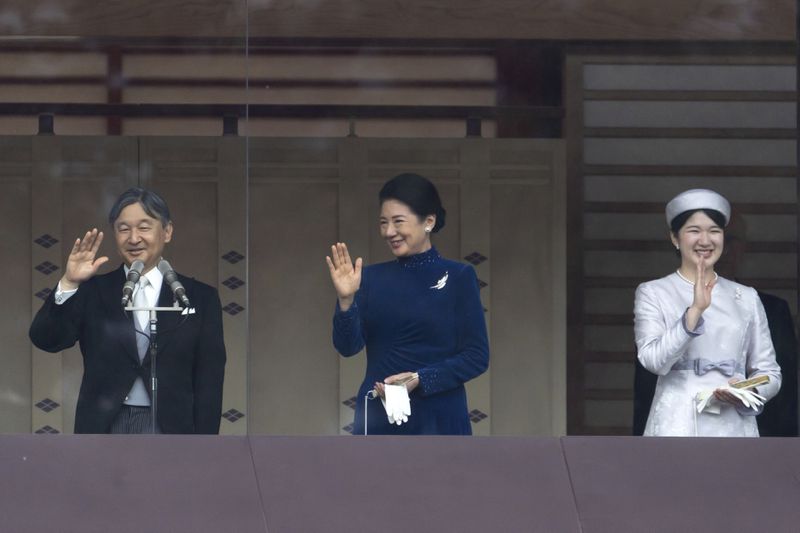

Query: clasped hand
[374,373,419,426]
[696,378,765,413]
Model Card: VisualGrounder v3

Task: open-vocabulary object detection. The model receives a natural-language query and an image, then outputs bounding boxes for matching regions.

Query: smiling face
[670,210,724,272]
[113,202,173,272]
[379,199,435,257]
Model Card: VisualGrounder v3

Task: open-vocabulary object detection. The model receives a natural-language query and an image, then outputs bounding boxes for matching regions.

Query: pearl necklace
[675,269,718,286]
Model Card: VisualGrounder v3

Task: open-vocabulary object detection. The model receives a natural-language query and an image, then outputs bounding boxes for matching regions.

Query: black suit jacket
[30,265,226,434]
[633,290,798,437]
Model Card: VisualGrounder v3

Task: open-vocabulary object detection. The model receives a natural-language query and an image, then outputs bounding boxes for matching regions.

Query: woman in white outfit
[634,189,781,436]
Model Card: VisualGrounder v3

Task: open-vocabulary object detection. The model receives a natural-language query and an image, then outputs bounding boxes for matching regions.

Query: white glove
[695,386,766,414]
[381,384,412,425]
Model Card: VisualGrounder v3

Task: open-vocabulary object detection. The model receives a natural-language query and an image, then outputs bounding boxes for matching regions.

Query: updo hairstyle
[378,173,447,233]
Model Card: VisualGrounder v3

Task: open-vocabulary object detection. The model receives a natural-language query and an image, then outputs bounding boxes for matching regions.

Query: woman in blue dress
[326,173,489,435]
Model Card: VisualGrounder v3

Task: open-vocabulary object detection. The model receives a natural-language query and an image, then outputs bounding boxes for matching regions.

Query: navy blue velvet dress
[333,247,489,435]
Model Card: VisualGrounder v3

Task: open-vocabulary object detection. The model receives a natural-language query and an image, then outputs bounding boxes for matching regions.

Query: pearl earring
[425,227,432,233]
[675,245,679,250]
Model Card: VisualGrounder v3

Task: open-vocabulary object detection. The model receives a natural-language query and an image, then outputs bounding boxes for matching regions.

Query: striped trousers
[109,405,162,434]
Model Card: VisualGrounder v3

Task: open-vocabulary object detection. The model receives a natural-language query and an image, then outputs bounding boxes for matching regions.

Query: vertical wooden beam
[795,0,800,332]
[495,43,562,138]
[107,46,123,135]
[218,137,248,435]
[337,137,370,434]
[550,140,568,436]
[31,136,64,434]
[564,56,586,435]
[460,138,492,435]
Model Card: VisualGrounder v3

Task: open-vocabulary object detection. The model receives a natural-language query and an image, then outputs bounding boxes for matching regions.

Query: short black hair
[108,187,172,227]
[378,173,447,233]
[669,208,726,235]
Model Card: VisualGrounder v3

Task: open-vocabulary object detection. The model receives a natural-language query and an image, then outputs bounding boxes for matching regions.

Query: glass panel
[0,1,247,435]
[2,2,796,440]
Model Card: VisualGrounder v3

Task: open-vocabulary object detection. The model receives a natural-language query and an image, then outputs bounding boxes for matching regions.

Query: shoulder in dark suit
[755,291,798,437]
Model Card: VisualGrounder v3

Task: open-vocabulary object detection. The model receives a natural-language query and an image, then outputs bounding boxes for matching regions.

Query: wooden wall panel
[247,138,342,435]
[460,139,492,437]
[489,141,567,435]
[249,0,794,41]
[584,138,796,167]
[248,181,341,435]
[584,101,796,129]
[2,0,792,41]
[0,46,495,138]
[583,64,796,91]
[585,177,797,204]
[0,138,32,433]
[0,0,246,38]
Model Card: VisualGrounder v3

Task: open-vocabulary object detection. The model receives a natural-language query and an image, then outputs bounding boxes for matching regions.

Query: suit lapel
[98,266,141,365]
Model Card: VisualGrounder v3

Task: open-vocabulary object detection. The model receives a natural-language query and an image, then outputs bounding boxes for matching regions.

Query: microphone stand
[126,301,184,434]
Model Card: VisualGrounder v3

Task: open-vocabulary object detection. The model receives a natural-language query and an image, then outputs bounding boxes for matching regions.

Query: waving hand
[326,242,362,312]
[61,228,109,291]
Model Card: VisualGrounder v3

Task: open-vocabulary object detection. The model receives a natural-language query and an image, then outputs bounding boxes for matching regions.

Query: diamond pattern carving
[222,409,245,423]
[35,288,53,300]
[221,251,245,264]
[469,409,488,423]
[464,252,488,266]
[35,261,59,275]
[222,276,245,290]
[35,398,60,413]
[34,234,59,248]
[222,303,245,316]
[342,397,357,410]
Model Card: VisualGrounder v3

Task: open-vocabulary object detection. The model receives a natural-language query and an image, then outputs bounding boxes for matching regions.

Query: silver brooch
[430,272,448,290]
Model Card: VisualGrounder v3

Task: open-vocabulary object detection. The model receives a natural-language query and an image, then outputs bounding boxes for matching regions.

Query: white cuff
[54,281,78,305]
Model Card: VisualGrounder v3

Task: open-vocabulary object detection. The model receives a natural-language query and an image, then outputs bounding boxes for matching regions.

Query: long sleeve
[332,274,367,357]
[634,283,700,375]
[745,288,781,401]
[29,283,85,353]
[192,288,227,434]
[417,265,489,396]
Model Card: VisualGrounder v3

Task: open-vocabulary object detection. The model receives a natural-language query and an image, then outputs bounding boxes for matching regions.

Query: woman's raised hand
[692,259,716,312]
[326,242,362,311]
[61,228,109,291]
[686,259,716,331]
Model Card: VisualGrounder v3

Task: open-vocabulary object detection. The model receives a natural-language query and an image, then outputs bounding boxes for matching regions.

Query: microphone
[121,260,145,306]
[157,259,190,307]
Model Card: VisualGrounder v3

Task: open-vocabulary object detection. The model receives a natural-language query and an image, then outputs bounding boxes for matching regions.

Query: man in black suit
[30,188,226,434]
